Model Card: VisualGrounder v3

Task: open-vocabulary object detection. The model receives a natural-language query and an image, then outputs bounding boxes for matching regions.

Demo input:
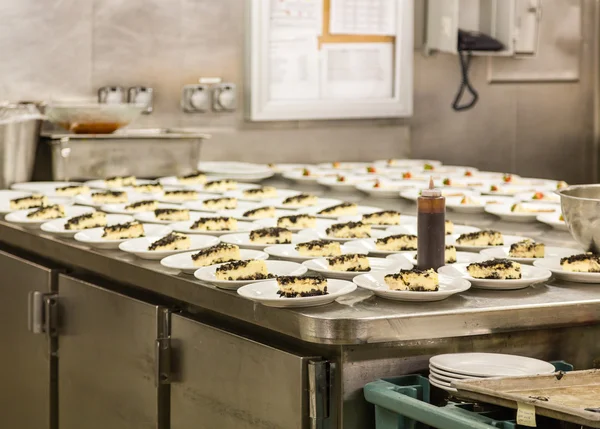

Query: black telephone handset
[452,30,505,111]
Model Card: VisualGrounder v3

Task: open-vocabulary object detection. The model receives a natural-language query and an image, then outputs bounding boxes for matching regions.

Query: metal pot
[0,103,44,188]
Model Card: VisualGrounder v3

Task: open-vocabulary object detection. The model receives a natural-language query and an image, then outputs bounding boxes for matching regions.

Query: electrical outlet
[181,84,210,113]
[212,83,236,112]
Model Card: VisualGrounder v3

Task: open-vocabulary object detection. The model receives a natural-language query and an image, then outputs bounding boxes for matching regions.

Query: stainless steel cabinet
[170,314,321,429]
[0,249,58,429]
[57,274,168,429]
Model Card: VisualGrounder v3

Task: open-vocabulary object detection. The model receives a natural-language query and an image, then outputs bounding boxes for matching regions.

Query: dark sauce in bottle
[417,178,446,270]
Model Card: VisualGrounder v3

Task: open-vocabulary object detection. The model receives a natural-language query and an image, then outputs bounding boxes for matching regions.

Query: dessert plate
[134,210,204,225]
[447,234,531,252]
[282,169,338,183]
[155,191,216,204]
[224,188,298,201]
[218,207,297,221]
[74,191,147,208]
[170,219,256,236]
[73,224,172,249]
[252,217,337,232]
[438,263,552,290]
[268,196,342,210]
[390,251,486,265]
[317,162,370,170]
[348,237,421,257]
[298,227,387,243]
[198,161,270,175]
[0,194,73,214]
[480,246,580,265]
[515,191,560,204]
[537,213,568,231]
[355,180,421,198]
[84,179,155,190]
[237,278,357,308]
[299,204,382,219]
[5,205,95,229]
[374,159,442,168]
[400,189,479,202]
[194,260,306,290]
[445,195,516,214]
[119,234,219,260]
[160,249,268,274]
[484,203,559,222]
[40,214,134,237]
[430,353,555,377]
[264,243,367,262]
[352,272,471,302]
[386,224,480,236]
[479,184,538,196]
[11,181,83,194]
[303,256,411,280]
[267,163,310,175]
[220,232,305,250]
[337,214,418,229]
[183,199,260,213]
[100,202,181,215]
[533,257,600,283]
[317,175,370,191]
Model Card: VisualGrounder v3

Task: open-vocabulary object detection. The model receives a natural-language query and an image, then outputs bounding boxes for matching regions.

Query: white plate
[429,375,457,393]
[252,217,337,232]
[302,256,411,280]
[400,188,479,202]
[447,234,531,252]
[195,260,307,290]
[299,228,387,243]
[160,249,269,274]
[299,204,382,219]
[237,278,357,308]
[75,191,148,208]
[269,196,342,210]
[317,162,370,170]
[515,191,560,204]
[198,161,271,175]
[84,178,155,190]
[268,163,310,174]
[183,199,261,213]
[100,202,181,215]
[171,219,256,236]
[353,272,471,301]
[480,246,580,264]
[337,214,418,229]
[11,181,84,194]
[282,169,339,183]
[355,181,417,198]
[348,238,421,257]
[203,183,262,194]
[429,366,482,380]
[206,172,274,182]
[533,257,600,283]
[390,251,486,265]
[264,243,367,262]
[220,232,304,250]
[438,263,552,290]
[445,195,516,214]
[374,159,443,168]
[0,194,73,214]
[5,205,95,229]
[430,353,556,377]
[386,224,480,237]
[73,224,173,249]
[218,207,297,221]
[224,188,298,201]
[118,234,220,260]
[484,203,559,222]
[156,192,217,204]
[134,210,205,225]
[537,213,568,231]
[480,184,539,196]
[317,175,369,191]
[40,214,134,237]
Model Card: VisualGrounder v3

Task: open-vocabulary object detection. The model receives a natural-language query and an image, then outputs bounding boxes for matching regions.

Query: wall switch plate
[212,83,236,112]
[182,84,210,113]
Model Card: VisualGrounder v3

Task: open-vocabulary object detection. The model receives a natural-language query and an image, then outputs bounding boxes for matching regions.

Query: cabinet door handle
[27,291,44,334]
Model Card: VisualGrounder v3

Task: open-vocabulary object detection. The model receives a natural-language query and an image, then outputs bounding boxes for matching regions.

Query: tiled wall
[0,0,594,182]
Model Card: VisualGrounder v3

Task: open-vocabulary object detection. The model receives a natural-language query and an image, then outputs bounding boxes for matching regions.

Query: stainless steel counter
[0,179,597,346]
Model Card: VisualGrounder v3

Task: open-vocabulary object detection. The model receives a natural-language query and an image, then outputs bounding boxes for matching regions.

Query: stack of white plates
[428,353,556,393]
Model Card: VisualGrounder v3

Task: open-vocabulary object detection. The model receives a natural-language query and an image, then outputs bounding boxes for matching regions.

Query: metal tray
[453,369,600,428]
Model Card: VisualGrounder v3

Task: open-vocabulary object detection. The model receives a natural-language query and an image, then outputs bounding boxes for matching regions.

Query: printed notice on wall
[329,0,396,36]
[320,43,394,100]
[270,0,323,39]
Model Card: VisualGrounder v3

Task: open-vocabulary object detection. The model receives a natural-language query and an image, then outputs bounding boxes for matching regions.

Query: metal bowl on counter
[558,184,600,252]
[45,103,144,134]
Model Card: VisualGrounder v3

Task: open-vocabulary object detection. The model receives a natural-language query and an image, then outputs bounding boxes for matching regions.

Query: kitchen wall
[0,0,594,183]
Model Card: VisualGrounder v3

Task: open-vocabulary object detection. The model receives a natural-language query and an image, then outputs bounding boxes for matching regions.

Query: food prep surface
[1,176,599,345]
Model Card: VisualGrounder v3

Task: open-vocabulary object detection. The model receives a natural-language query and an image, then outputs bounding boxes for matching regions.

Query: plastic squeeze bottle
[417,177,446,270]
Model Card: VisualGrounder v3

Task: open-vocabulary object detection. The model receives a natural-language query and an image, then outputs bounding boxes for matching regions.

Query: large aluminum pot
[558,184,600,252]
[0,103,44,188]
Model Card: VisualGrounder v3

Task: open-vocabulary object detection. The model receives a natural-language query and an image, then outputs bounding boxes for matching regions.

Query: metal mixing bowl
[558,184,600,252]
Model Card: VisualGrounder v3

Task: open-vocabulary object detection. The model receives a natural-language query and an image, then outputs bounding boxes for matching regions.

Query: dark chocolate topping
[560,253,600,265]
[148,233,187,251]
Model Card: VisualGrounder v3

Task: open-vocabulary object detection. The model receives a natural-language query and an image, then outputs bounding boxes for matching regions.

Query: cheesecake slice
[277,276,328,298]
[191,217,237,231]
[376,234,417,251]
[295,240,342,257]
[192,243,241,267]
[10,194,48,210]
[326,221,371,239]
[243,206,276,219]
[467,259,522,279]
[249,227,292,244]
[384,269,439,291]
[327,254,370,272]
[281,193,318,207]
[445,220,454,235]
[560,253,600,272]
[65,211,107,230]
[125,200,158,212]
[105,175,136,188]
[318,202,358,217]
[456,230,503,247]
[26,205,65,220]
[204,179,237,192]
[163,189,198,201]
[215,259,271,281]
[277,214,316,229]
[361,211,401,226]
[177,171,206,184]
[508,240,545,258]
[154,208,190,221]
[148,232,191,251]
[91,191,128,204]
[445,245,457,263]
[202,197,237,210]
[510,203,555,214]
[55,185,90,196]
[102,221,145,240]
[242,186,277,200]
[132,182,163,194]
